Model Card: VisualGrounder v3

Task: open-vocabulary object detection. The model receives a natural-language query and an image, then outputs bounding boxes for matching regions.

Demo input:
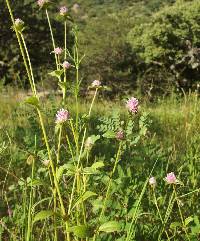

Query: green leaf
[56,164,70,182]
[72,191,97,210]
[84,161,105,174]
[58,81,66,91]
[24,96,40,108]
[103,130,116,139]
[99,221,121,233]
[91,161,104,169]
[184,216,194,226]
[28,179,47,187]
[49,70,64,79]
[170,222,181,229]
[33,210,54,224]
[66,225,92,238]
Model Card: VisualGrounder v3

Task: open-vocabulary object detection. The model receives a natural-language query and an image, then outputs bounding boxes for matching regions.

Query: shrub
[128,0,200,96]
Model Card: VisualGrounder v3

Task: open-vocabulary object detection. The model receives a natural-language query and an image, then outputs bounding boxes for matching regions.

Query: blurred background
[1,0,200,100]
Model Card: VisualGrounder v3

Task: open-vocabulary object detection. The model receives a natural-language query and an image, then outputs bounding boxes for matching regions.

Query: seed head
[165,172,177,184]
[60,6,68,15]
[55,108,70,124]
[126,97,139,114]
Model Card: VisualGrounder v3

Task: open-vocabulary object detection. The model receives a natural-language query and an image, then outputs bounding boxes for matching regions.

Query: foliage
[128,0,200,96]
[0,0,183,97]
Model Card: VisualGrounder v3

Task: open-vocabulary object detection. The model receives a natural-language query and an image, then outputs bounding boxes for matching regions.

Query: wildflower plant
[3,1,197,241]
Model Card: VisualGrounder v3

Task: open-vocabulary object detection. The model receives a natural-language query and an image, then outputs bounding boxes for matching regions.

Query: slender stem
[174,187,191,241]
[64,21,67,60]
[153,191,170,241]
[5,0,35,94]
[37,110,65,214]
[100,142,122,219]
[93,143,122,241]
[46,9,58,69]
[89,88,98,116]
[66,134,75,163]
[37,110,70,241]
[57,126,63,166]
[26,155,35,241]
[68,174,77,215]
[20,33,37,95]
[70,119,79,150]
[126,159,158,241]
[158,189,176,241]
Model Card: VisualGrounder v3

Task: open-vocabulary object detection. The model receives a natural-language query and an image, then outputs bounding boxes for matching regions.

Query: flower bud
[116,130,124,141]
[14,18,24,32]
[60,6,68,16]
[62,61,71,69]
[91,80,101,88]
[149,177,156,187]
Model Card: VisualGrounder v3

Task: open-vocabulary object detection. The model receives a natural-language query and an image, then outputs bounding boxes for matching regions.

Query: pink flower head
[149,177,156,187]
[60,6,68,15]
[53,47,63,55]
[62,61,71,69]
[37,0,48,8]
[55,108,70,124]
[126,97,139,114]
[116,130,124,141]
[91,80,101,88]
[15,18,24,26]
[165,172,177,184]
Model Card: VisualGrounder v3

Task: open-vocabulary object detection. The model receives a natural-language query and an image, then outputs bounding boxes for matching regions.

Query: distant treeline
[1,0,200,98]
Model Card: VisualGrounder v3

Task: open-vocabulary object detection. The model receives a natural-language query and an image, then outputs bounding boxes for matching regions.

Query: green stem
[100,142,122,219]
[174,187,191,241]
[26,157,35,241]
[46,9,58,69]
[37,110,70,241]
[20,33,37,95]
[5,0,35,94]
[153,190,170,241]
[64,21,67,60]
[158,189,176,241]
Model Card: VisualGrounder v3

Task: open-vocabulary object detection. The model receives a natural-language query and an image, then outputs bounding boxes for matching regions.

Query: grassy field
[0,90,199,240]
[1,0,200,239]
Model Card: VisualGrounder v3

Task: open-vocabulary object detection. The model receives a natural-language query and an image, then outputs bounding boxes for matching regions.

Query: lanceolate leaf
[72,191,97,210]
[48,70,64,79]
[103,130,116,139]
[24,96,40,108]
[66,225,92,238]
[99,221,121,233]
[33,210,54,224]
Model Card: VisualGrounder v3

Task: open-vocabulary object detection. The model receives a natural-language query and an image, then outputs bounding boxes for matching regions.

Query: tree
[128,0,200,96]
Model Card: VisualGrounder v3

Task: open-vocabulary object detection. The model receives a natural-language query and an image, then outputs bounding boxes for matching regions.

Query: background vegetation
[0,0,200,240]
[1,0,199,97]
